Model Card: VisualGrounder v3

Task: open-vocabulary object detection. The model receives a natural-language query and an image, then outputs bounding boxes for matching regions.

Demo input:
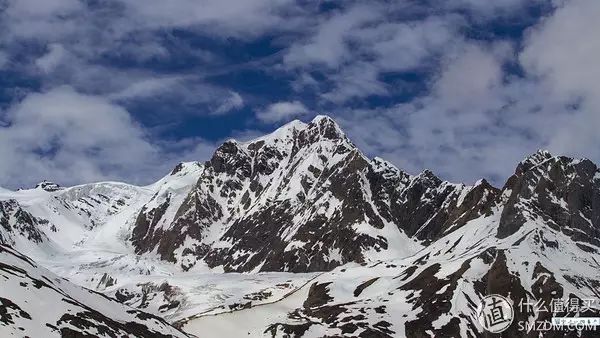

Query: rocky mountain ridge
[1,115,599,337]
[130,116,502,273]
[1,117,599,273]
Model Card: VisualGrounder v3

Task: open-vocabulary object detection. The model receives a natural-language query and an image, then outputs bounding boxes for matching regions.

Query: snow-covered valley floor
[182,279,316,337]
[37,246,320,323]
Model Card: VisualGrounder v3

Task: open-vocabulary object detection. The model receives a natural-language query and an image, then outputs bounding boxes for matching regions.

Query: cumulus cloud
[521,0,600,100]
[337,0,600,185]
[1,0,83,42]
[321,61,388,103]
[0,86,156,187]
[284,4,463,102]
[355,15,461,72]
[0,86,213,189]
[284,5,381,68]
[1,0,597,190]
[256,101,309,123]
[519,0,600,159]
[338,42,520,184]
[433,42,509,112]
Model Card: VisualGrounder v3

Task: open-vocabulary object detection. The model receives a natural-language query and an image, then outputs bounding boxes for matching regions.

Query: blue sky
[1,0,599,189]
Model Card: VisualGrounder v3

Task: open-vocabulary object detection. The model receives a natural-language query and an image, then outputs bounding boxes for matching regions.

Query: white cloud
[0,86,156,187]
[433,43,508,112]
[337,0,600,185]
[284,5,463,102]
[357,16,461,72]
[519,0,600,159]
[1,0,302,43]
[35,43,67,73]
[0,0,307,104]
[108,76,187,101]
[521,0,600,101]
[284,5,460,73]
[2,0,598,190]
[80,73,242,117]
[338,42,520,183]
[0,0,262,124]
[0,86,213,189]
[213,91,244,115]
[6,0,82,17]
[256,101,309,123]
[448,0,542,17]
[290,72,319,91]
[121,0,304,38]
[284,5,381,68]
[321,61,388,103]
[1,0,83,41]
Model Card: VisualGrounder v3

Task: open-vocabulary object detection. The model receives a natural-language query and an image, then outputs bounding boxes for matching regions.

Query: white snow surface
[0,244,188,337]
[1,120,600,338]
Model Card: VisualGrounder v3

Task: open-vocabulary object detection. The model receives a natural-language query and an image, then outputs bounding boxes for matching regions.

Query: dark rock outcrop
[498,150,600,251]
[130,119,600,276]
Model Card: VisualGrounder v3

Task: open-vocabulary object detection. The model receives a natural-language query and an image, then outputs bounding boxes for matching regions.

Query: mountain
[178,149,600,338]
[0,116,599,337]
[130,116,498,273]
[0,243,188,337]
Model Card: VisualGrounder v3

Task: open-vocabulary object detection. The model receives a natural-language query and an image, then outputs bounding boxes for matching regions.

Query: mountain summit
[130,115,501,272]
[1,116,599,337]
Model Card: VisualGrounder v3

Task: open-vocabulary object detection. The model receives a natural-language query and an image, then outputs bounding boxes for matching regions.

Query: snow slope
[1,117,600,337]
[183,201,600,337]
[130,116,495,273]
[0,244,189,337]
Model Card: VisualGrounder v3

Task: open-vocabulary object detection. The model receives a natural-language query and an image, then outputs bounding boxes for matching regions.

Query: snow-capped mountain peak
[1,117,600,337]
[34,180,63,192]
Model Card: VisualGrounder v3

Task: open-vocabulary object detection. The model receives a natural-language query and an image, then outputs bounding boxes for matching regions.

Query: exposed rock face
[279,235,600,338]
[0,199,50,246]
[368,162,499,243]
[3,116,600,277]
[96,272,117,291]
[35,181,62,192]
[2,116,600,337]
[129,118,600,276]
[498,150,600,252]
[130,116,501,272]
[0,244,189,338]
